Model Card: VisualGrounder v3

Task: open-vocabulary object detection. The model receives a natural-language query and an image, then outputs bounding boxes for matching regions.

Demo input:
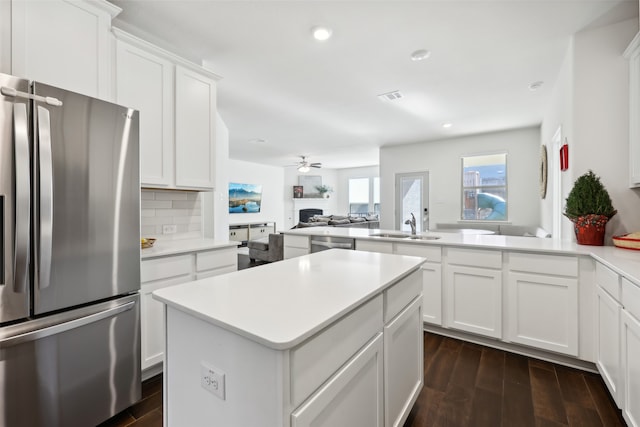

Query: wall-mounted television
[229,182,262,213]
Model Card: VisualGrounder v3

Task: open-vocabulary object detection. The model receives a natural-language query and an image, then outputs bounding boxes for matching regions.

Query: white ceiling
[110,0,638,169]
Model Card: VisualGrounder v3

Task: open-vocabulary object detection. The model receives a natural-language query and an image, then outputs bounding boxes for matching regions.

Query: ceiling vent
[377,90,403,101]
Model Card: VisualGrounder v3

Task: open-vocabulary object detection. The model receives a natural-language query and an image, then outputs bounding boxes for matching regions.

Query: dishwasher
[310,235,356,252]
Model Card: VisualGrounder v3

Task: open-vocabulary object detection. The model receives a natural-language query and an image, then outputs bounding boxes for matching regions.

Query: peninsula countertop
[152,249,425,350]
[140,238,239,259]
[282,226,640,285]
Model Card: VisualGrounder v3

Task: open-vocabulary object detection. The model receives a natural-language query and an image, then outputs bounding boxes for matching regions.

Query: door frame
[395,171,430,232]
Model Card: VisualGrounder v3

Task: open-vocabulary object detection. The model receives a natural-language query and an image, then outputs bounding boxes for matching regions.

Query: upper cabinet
[11,0,120,100]
[625,32,640,187]
[114,29,220,191]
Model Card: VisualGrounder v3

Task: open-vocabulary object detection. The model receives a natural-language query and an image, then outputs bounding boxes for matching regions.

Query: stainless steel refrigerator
[0,73,141,427]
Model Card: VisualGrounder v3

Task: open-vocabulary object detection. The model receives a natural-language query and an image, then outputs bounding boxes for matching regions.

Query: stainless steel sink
[370,232,413,238]
[369,232,440,240]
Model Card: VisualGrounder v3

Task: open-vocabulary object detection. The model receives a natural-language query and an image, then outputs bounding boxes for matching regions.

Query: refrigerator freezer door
[0,293,141,426]
[32,83,140,315]
[0,73,30,324]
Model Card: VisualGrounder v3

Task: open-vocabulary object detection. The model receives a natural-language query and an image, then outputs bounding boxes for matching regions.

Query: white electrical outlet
[200,363,225,400]
[162,224,177,234]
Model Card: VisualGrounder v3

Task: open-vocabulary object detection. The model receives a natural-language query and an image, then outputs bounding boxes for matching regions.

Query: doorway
[395,172,429,232]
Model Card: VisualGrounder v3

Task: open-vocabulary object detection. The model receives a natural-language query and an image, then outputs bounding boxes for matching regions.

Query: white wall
[283,167,338,229]
[379,127,541,230]
[228,159,285,230]
[542,18,640,243]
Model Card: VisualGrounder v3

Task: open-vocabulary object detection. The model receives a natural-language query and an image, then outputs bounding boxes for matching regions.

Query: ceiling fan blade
[311,164,321,168]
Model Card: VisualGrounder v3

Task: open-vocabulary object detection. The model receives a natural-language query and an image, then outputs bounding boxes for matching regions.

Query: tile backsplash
[141,189,202,239]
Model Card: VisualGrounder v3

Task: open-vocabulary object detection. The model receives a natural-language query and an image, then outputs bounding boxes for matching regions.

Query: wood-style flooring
[98,331,626,427]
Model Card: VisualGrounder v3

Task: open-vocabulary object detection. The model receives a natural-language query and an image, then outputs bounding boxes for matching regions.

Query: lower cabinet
[284,235,311,259]
[140,246,237,375]
[621,308,640,427]
[291,334,384,427]
[384,297,423,427]
[596,286,622,403]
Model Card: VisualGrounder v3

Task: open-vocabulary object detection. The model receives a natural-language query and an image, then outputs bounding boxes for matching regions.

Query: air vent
[377,90,403,101]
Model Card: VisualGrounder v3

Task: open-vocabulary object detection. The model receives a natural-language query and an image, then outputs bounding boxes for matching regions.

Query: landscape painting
[229,183,263,213]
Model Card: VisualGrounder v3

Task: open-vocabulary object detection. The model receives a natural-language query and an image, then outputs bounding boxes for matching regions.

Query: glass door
[395,172,429,232]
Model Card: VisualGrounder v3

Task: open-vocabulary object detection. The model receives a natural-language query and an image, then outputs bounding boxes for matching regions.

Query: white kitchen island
[153,249,426,427]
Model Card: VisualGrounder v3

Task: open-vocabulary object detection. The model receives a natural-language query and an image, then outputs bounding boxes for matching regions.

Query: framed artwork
[298,175,322,198]
[293,185,303,198]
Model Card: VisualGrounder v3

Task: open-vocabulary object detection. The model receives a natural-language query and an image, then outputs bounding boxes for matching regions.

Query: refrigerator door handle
[0,300,136,348]
[37,106,53,290]
[13,103,30,293]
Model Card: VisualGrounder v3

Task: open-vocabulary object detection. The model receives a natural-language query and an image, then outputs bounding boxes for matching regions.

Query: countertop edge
[141,238,240,259]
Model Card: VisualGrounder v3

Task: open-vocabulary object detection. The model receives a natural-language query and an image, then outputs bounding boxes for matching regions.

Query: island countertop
[153,249,425,350]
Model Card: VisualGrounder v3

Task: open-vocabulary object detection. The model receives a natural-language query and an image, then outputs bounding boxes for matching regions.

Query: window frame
[460,153,508,222]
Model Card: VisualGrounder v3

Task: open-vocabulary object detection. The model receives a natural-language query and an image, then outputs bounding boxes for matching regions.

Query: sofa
[294,214,380,229]
[248,233,284,263]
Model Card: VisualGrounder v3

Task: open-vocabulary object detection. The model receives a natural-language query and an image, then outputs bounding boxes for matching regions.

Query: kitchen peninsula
[153,249,426,427]
[282,226,640,427]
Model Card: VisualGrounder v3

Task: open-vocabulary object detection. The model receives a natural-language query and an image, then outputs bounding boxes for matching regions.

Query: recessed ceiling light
[410,49,431,61]
[311,26,332,41]
[528,81,544,91]
[442,123,453,128]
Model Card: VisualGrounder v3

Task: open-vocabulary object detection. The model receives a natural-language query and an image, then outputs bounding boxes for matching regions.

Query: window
[461,153,507,221]
[349,177,380,215]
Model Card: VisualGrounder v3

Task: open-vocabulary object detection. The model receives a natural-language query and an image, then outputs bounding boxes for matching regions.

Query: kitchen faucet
[404,213,416,235]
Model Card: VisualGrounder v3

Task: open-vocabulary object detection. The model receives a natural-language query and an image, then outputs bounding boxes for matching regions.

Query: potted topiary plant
[564,170,616,245]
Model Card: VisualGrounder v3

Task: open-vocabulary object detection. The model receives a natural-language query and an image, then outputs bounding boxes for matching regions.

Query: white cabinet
[625,32,640,187]
[506,252,578,356]
[595,262,622,403]
[384,297,423,427]
[291,334,384,427]
[114,29,220,190]
[174,65,216,188]
[284,234,311,259]
[596,287,622,403]
[11,0,120,99]
[621,278,640,427]
[140,255,193,372]
[445,248,502,339]
[140,246,237,376]
[115,39,173,187]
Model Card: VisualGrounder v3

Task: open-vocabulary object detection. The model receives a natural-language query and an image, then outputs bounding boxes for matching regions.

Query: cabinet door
[12,0,118,99]
[355,240,393,254]
[116,40,173,187]
[384,298,423,427]
[596,287,622,405]
[421,262,442,325]
[621,309,640,427]
[507,272,578,356]
[445,265,502,339]
[291,334,383,427]
[175,65,216,189]
[626,33,640,187]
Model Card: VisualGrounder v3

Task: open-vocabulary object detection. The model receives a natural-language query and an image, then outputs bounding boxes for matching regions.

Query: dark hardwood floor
[98,331,626,427]
[403,333,626,427]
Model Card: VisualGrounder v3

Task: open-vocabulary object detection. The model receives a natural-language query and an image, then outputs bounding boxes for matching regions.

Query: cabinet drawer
[447,247,501,269]
[141,255,192,283]
[356,240,393,254]
[384,270,422,323]
[622,278,640,320]
[509,252,578,277]
[290,295,383,408]
[596,262,621,301]
[196,249,237,272]
[394,243,441,262]
[229,227,249,241]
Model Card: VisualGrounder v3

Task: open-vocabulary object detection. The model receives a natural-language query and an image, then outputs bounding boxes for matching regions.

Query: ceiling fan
[295,156,322,173]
